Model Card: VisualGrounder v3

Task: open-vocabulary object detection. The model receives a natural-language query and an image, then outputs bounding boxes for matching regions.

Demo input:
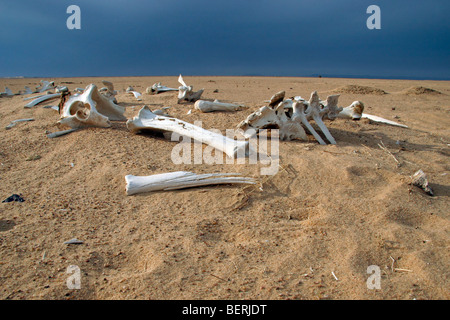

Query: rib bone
[127,105,248,158]
[125,171,256,195]
[238,91,341,144]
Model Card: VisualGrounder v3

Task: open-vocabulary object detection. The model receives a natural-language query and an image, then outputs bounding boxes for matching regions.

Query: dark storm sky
[0,0,449,79]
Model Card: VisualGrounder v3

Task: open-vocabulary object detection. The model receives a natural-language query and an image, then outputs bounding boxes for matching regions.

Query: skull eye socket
[69,101,91,120]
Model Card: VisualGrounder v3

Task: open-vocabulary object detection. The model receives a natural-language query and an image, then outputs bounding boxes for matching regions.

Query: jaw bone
[238,91,341,144]
[194,100,248,113]
[178,74,204,103]
[127,105,248,158]
[147,82,178,94]
[125,171,256,195]
[338,101,408,128]
[59,84,127,128]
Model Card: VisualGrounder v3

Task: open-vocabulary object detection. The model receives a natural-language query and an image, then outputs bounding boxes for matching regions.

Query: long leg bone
[194,100,248,112]
[125,171,256,195]
[127,106,248,158]
[59,84,126,128]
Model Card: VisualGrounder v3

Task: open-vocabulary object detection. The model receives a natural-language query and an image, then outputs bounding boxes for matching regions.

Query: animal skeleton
[238,91,342,144]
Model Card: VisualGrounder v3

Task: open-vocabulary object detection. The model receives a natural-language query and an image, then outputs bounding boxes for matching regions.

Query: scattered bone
[24,93,61,108]
[361,113,408,128]
[127,105,248,158]
[178,74,204,103]
[194,100,248,113]
[23,86,33,95]
[411,169,434,196]
[47,128,78,138]
[125,171,256,195]
[147,82,178,94]
[59,84,127,128]
[74,88,84,94]
[5,118,35,130]
[0,87,14,97]
[35,80,55,93]
[338,101,364,120]
[338,101,408,128]
[238,91,341,144]
[64,238,84,245]
[55,86,69,93]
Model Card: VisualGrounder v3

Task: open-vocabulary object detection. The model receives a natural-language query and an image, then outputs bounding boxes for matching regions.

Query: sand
[0,76,448,300]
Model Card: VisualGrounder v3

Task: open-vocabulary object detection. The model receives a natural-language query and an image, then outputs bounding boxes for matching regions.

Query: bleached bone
[23,86,33,95]
[238,91,341,144]
[125,171,256,195]
[338,101,364,120]
[47,128,78,138]
[128,90,142,101]
[55,86,69,93]
[24,93,61,108]
[147,82,178,94]
[194,100,248,113]
[5,118,35,130]
[338,101,408,128]
[178,74,204,103]
[127,105,248,158]
[411,169,433,196]
[1,87,14,97]
[59,84,126,128]
[35,80,55,93]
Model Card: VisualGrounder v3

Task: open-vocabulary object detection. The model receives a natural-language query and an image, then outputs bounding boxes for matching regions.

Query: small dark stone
[2,194,25,203]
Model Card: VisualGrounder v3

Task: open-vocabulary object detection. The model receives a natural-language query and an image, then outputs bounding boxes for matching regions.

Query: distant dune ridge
[332,84,387,95]
[401,86,442,95]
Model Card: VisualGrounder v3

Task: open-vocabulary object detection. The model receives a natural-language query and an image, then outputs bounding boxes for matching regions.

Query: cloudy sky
[0,0,449,79]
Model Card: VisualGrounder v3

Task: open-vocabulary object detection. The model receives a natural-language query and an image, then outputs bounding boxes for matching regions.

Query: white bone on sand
[147,82,178,94]
[127,105,248,158]
[194,100,248,112]
[125,171,256,195]
[24,93,61,108]
[238,90,341,144]
[178,74,204,103]
[59,84,126,128]
[338,101,408,128]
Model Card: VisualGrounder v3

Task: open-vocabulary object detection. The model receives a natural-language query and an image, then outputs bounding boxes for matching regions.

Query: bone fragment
[125,171,256,195]
[147,82,178,94]
[5,118,35,130]
[412,170,434,196]
[194,100,248,112]
[46,129,78,138]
